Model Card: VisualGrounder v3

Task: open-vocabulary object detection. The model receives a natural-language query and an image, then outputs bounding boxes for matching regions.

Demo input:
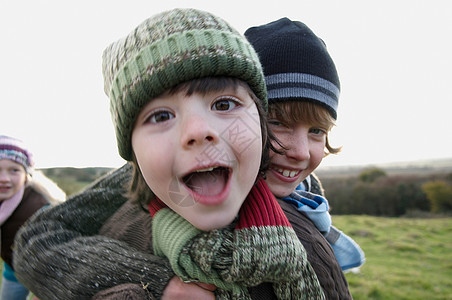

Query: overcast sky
[1,0,451,169]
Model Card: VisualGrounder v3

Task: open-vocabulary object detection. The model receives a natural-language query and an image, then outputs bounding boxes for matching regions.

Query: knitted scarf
[149,179,325,299]
[283,183,365,271]
[0,185,24,226]
[282,183,332,234]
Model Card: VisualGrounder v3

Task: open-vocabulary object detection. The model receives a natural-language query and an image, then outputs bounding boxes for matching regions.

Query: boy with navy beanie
[245,18,365,272]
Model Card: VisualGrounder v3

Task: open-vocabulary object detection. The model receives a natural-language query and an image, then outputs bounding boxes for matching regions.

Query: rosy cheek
[224,118,261,155]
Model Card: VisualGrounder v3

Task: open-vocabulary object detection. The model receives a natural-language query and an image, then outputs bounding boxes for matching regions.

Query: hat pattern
[245,18,340,119]
[0,135,34,174]
[103,8,267,160]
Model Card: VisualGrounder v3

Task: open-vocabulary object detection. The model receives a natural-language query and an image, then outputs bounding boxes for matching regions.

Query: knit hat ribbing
[245,18,340,119]
[102,8,267,161]
[0,135,34,174]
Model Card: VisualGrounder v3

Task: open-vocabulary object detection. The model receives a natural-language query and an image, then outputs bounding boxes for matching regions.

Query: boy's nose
[285,135,310,162]
[180,114,219,148]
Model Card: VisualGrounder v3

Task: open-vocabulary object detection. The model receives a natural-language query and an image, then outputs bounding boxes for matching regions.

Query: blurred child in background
[0,135,65,300]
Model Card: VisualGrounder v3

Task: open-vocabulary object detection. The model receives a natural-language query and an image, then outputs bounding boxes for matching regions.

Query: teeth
[278,168,299,178]
[196,167,215,172]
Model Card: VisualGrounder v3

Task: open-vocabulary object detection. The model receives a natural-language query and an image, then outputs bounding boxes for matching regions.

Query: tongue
[185,168,227,196]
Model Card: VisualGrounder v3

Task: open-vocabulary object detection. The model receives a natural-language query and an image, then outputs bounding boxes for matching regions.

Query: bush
[359,167,386,183]
[422,181,452,213]
[323,173,431,216]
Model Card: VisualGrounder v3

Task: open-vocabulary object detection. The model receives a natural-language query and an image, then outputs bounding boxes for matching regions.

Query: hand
[162,276,216,300]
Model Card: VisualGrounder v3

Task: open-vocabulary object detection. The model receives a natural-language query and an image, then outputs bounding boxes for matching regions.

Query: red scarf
[150,179,325,299]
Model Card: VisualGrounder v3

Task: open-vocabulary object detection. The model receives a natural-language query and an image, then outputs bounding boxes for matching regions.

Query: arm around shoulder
[13,165,174,299]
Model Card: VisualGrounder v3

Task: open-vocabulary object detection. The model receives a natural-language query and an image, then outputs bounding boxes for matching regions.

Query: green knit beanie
[102,8,267,161]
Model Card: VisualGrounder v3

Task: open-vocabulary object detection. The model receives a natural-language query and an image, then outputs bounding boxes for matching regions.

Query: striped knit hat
[245,18,340,119]
[102,8,267,161]
[0,135,34,174]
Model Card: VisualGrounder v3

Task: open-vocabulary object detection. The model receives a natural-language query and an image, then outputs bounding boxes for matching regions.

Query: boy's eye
[148,111,175,123]
[310,128,326,135]
[212,97,239,111]
[268,119,288,128]
[268,119,283,126]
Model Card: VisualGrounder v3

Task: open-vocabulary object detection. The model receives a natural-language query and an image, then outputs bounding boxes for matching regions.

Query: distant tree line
[40,166,452,215]
[320,167,452,216]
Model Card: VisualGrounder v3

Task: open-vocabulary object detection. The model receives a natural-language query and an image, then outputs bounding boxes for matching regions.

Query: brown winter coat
[96,189,352,299]
[1,185,49,267]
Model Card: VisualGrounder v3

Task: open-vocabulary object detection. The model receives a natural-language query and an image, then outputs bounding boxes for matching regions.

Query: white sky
[1,0,451,169]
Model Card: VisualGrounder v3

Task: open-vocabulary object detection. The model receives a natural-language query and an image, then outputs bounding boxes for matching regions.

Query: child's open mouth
[182,166,231,205]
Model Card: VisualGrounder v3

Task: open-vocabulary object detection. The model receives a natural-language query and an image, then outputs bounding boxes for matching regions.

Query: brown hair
[268,101,342,156]
[127,77,278,206]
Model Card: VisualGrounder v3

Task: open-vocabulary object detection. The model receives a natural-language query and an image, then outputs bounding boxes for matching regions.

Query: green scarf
[149,179,325,299]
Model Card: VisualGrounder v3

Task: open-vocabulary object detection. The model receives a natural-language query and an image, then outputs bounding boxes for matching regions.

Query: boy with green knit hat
[14,8,325,299]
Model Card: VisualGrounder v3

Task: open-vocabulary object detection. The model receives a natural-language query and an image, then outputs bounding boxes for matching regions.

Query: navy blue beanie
[245,18,340,119]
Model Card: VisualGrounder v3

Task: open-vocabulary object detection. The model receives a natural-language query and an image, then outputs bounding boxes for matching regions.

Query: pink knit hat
[0,135,34,174]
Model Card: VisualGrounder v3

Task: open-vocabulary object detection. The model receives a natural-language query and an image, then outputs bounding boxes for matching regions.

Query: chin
[269,185,292,198]
[191,213,236,231]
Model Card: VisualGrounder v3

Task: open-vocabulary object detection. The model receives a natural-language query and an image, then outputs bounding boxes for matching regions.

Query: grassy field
[334,215,452,299]
[3,215,451,299]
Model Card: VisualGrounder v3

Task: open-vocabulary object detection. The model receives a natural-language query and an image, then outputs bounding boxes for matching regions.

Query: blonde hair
[27,171,66,206]
[268,101,342,156]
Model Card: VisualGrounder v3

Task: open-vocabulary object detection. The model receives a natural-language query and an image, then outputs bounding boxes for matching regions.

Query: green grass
[334,215,452,299]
